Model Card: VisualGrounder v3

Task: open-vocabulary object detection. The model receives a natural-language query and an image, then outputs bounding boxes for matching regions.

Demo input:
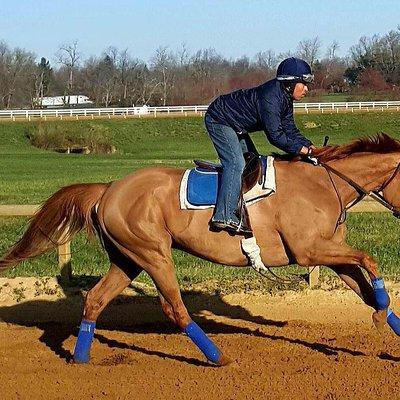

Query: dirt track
[1,278,400,400]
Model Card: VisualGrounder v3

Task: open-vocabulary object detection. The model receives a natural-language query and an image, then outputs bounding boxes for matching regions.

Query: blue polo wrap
[184,321,221,364]
[387,309,400,336]
[371,277,390,310]
[73,320,96,364]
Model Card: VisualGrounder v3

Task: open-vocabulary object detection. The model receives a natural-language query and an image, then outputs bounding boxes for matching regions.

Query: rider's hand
[299,146,319,165]
[299,146,310,155]
[299,146,315,155]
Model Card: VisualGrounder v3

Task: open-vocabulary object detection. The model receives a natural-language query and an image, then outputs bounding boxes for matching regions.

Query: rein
[320,161,400,224]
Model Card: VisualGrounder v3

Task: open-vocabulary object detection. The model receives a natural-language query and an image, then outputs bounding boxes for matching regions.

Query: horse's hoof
[216,354,233,366]
[372,309,388,333]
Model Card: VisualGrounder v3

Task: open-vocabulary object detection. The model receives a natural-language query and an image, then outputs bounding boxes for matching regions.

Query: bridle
[320,161,400,226]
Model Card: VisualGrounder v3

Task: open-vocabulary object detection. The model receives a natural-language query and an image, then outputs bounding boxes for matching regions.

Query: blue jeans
[205,114,256,224]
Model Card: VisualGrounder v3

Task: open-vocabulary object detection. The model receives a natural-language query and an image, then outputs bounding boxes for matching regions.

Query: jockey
[205,57,315,234]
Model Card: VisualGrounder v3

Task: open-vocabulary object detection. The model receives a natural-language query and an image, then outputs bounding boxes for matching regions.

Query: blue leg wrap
[73,320,96,364]
[387,309,400,336]
[371,277,390,310]
[184,321,221,364]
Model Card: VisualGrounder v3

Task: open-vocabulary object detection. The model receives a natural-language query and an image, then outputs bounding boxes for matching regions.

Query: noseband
[320,161,400,222]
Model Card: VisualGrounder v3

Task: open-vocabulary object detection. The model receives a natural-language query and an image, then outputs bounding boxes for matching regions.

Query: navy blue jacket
[206,78,312,154]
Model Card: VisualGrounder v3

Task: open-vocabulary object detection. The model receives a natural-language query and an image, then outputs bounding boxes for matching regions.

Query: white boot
[241,236,268,273]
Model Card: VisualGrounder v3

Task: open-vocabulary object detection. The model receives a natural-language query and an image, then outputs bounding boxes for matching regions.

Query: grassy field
[0,113,400,288]
[2,112,400,203]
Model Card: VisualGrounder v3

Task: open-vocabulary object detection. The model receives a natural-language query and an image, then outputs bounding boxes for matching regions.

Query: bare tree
[297,37,321,67]
[350,35,379,69]
[0,47,36,108]
[326,41,340,60]
[56,40,80,94]
[32,57,52,107]
[176,42,190,67]
[150,46,176,105]
[254,50,278,71]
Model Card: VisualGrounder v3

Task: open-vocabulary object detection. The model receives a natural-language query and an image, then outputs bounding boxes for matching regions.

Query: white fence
[1,101,400,120]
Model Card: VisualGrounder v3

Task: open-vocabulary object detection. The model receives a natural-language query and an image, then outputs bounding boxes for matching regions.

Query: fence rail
[1,100,400,120]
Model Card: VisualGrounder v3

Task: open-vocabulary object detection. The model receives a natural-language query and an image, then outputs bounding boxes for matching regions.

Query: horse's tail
[0,182,110,271]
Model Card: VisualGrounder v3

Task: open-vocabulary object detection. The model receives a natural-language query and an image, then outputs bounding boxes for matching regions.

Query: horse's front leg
[298,241,400,336]
[328,264,391,331]
[328,264,375,308]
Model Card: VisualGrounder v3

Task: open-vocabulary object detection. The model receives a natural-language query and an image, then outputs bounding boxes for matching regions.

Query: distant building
[34,95,93,108]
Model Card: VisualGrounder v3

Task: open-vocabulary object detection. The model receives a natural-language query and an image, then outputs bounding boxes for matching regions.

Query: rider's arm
[259,94,312,154]
[281,105,314,151]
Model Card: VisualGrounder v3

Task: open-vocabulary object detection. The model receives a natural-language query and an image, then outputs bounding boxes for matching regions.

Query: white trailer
[35,95,93,108]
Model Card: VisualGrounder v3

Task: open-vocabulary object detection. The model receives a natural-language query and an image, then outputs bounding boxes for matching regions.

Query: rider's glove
[307,156,319,166]
[306,146,319,165]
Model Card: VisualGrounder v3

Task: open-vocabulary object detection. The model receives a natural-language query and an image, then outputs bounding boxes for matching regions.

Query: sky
[0,0,400,64]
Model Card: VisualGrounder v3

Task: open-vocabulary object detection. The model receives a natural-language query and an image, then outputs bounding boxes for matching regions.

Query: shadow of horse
[1,276,396,365]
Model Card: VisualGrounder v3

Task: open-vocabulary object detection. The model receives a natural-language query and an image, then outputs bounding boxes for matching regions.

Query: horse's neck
[330,153,399,205]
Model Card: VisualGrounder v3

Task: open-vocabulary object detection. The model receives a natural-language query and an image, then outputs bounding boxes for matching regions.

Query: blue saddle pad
[186,156,267,206]
[187,168,221,206]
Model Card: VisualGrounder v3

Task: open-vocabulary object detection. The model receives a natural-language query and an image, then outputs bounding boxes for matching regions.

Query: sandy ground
[1,277,400,400]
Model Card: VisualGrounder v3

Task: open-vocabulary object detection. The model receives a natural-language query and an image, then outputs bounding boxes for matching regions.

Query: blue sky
[1,0,399,63]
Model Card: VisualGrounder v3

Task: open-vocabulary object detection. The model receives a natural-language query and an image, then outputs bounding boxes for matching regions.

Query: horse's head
[381,161,400,218]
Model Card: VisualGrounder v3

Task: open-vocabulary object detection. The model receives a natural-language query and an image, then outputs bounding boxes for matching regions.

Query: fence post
[58,241,72,281]
[308,266,320,288]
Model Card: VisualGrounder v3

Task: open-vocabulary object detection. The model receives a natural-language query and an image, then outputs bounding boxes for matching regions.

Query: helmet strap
[283,82,296,96]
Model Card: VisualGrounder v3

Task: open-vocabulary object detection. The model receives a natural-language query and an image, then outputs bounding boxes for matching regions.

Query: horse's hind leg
[74,262,141,363]
[142,251,231,366]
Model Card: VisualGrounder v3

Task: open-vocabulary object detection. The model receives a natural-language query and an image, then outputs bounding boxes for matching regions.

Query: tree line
[1,26,400,109]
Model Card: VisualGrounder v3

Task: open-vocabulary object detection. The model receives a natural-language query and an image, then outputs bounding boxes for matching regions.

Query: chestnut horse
[1,133,400,365]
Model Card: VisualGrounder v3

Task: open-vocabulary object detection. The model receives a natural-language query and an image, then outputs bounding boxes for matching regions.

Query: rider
[205,57,316,234]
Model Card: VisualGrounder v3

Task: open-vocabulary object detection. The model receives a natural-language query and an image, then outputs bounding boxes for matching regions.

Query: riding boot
[235,195,253,235]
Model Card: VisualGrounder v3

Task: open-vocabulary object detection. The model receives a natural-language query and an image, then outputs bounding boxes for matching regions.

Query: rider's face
[292,83,309,101]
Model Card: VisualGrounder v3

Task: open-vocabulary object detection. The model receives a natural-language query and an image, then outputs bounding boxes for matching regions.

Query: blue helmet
[276,57,314,84]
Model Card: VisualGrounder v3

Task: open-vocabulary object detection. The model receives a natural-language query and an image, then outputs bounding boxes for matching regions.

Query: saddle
[194,152,262,234]
[194,152,263,194]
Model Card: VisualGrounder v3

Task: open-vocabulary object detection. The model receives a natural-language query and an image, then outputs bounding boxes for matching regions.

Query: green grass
[0,114,400,288]
[1,113,400,203]
[305,92,399,103]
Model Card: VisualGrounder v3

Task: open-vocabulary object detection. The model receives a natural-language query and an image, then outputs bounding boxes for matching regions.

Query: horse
[1,133,400,365]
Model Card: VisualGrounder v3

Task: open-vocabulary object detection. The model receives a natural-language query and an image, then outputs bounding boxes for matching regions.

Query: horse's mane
[273,133,400,163]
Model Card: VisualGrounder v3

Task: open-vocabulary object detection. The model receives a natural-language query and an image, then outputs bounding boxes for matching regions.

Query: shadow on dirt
[0,275,394,365]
